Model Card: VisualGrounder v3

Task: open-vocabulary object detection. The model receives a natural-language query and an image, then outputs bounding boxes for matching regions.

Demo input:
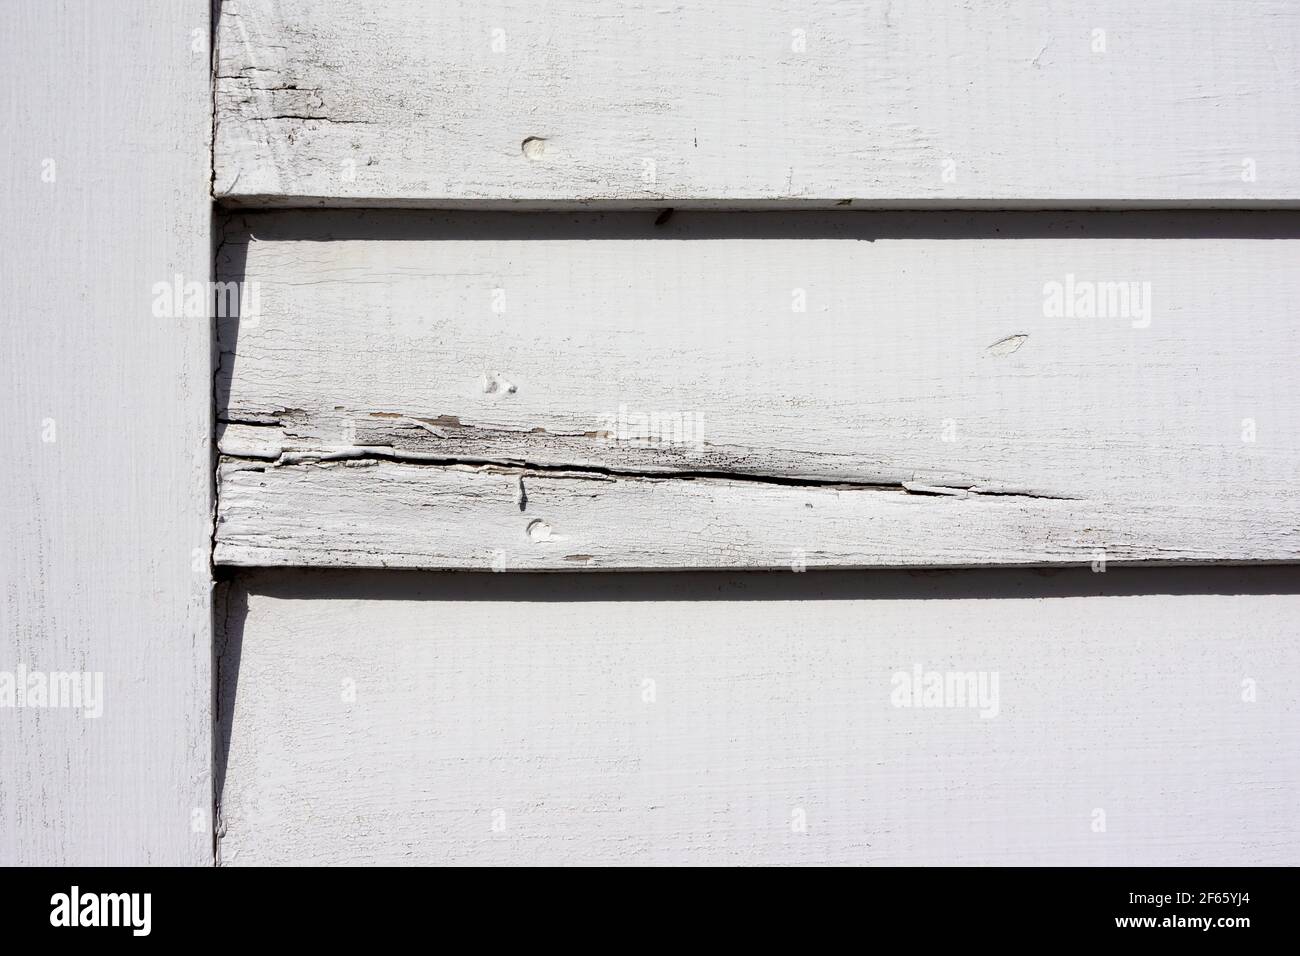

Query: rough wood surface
[0,1,212,864]
[215,211,1300,569]
[214,0,1300,207]
[217,567,1300,866]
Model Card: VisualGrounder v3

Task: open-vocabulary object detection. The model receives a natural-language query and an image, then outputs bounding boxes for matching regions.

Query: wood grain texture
[215,211,1300,570]
[217,567,1300,866]
[214,0,1300,207]
[0,1,212,864]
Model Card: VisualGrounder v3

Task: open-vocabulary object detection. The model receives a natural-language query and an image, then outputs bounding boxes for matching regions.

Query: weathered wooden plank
[214,0,1300,207]
[0,1,212,864]
[217,567,1300,865]
[214,211,1300,569]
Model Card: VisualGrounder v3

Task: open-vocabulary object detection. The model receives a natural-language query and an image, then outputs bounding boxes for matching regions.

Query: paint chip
[482,371,517,395]
[985,333,1028,356]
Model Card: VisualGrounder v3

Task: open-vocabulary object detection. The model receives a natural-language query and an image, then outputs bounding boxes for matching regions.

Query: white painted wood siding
[217,568,1300,866]
[0,1,212,864]
[214,0,1300,207]
[207,1,1300,872]
[214,211,1300,569]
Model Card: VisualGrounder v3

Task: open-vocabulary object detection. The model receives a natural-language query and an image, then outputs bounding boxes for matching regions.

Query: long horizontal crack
[220,443,1079,501]
[255,115,375,124]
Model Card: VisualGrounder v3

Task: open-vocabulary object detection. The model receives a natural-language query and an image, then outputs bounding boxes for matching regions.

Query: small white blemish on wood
[482,371,517,396]
[526,518,560,542]
[985,333,1028,357]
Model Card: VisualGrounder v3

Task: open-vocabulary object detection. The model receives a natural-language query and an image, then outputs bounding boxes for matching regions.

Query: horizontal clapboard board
[213,0,1300,207]
[217,568,1300,865]
[214,211,1300,570]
